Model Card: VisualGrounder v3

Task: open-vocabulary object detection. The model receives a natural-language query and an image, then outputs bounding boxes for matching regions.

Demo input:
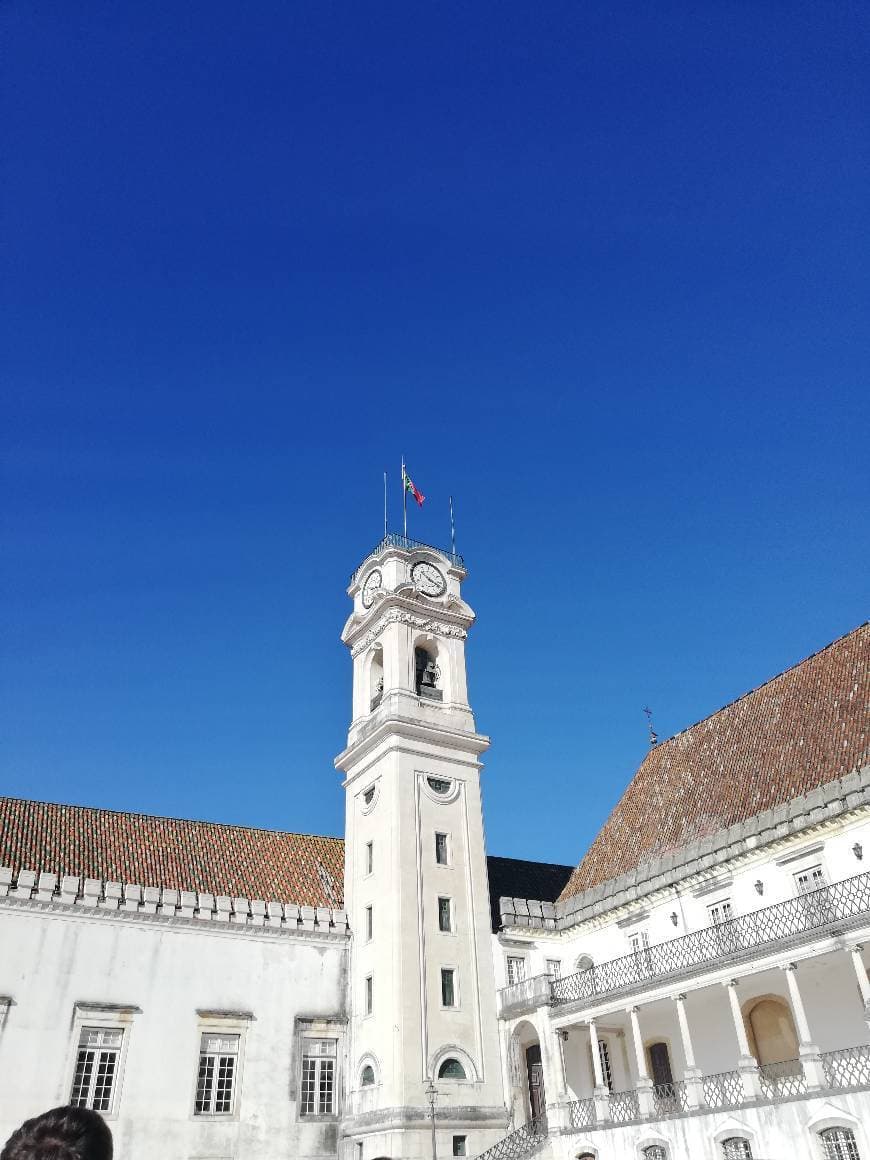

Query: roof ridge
[656,620,868,747]
[0,795,343,846]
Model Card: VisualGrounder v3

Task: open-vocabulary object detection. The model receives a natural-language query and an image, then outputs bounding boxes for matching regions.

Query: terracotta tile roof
[559,622,870,901]
[0,798,345,907]
[485,855,574,932]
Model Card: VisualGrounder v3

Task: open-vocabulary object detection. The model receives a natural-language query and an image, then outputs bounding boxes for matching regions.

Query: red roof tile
[559,623,870,901]
[0,798,345,907]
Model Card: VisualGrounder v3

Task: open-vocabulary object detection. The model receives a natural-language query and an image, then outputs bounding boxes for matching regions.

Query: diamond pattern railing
[567,1098,595,1129]
[473,1117,548,1160]
[652,1079,690,1115]
[608,1088,640,1123]
[551,871,870,1008]
[821,1044,870,1090]
[701,1069,744,1110]
[759,1058,806,1099]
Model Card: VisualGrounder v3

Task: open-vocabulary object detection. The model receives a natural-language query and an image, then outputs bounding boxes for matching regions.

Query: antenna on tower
[449,495,456,558]
[643,706,658,747]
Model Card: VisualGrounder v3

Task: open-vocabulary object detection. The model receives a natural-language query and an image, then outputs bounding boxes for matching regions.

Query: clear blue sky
[2,2,867,869]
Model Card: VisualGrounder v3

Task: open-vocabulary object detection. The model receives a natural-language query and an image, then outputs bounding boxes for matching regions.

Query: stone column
[587,1020,611,1122]
[848,945,870,1029]
[724,979,762,1099]
[628,1007,655,1115]
[535,1016,566,1130]
[783,963,825,1088]
[674,994,703,1108]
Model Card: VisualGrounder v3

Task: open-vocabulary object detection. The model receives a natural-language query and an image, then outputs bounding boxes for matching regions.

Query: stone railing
[473,1116,547,1159]
[497,973,553,1018]
[564,1042,870,1133]
[0,866,349,936]
[551,870,870,1009]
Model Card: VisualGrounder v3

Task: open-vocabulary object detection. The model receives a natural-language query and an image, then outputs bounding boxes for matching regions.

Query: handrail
[350,534,465,585]
[473,1115,547,1160]
[551,871,870,1008]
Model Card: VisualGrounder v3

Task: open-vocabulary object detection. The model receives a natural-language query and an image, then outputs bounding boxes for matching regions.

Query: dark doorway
[649,1041,673,1087]
[525,1044,546,1123]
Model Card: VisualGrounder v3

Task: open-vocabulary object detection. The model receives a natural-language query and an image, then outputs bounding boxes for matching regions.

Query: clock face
[411,561,446,597]
[362,569,382,608]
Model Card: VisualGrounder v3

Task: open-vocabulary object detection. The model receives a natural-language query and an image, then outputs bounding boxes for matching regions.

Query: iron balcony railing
[350,534,465,585]
[564,1042,870,1133]
[473,1116,547,1160]
[551,870,870,1008]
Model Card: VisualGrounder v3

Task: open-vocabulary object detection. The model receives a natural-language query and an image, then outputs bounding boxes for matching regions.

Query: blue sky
[2,1,867,869]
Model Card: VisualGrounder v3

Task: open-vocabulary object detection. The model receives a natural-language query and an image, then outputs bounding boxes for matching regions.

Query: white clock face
[411,561,446,597]
[362,569,382,608]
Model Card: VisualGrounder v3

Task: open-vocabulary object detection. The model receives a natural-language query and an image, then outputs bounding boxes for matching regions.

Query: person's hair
[1,1107,112,1160]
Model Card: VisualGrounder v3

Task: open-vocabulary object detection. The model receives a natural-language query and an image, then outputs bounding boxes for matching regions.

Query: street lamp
[425,1078,438,1160]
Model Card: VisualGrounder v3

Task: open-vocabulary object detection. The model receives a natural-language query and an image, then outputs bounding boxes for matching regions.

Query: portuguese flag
[403,466,425,507]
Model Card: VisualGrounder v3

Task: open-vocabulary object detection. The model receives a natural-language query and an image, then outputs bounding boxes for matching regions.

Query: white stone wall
[0,897,347,1159]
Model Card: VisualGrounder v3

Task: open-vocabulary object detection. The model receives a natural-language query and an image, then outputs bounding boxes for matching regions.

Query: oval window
[437,1058,466,1079]
[427,777,452,795]
[360,1064,375,1087]
[363,786,375,806]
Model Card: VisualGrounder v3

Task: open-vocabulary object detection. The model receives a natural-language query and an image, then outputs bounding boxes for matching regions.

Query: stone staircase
[474,1116,549,1160]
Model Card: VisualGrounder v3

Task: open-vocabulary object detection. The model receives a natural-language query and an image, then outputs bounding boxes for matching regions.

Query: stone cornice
[342,595,473,655]
[335,714,490,775]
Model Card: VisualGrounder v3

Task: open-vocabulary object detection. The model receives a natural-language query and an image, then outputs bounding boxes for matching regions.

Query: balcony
[551,870,870,1010]
[350,534,465,585]
[564,1043,870,1134]
[498,973,553,1018]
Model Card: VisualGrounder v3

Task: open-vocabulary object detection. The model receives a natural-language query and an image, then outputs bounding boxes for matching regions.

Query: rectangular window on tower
[365,905,373,942]
[365,841,373,876]
[435,832,449,865]
[300,1038,337,1117]
[453,1136,467,1156]
[438,896,453,932]
[364,975,373,1016]
[441,968,457,1008]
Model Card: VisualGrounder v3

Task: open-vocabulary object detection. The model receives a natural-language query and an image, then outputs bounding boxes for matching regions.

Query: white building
[1,535,867,1160]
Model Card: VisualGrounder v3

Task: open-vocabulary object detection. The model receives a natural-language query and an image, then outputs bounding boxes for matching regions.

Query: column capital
[724,978,740,989]
[674,992,687,1003]
[630,1005,642,1014]
[851,943,864,953]
[784,961,798,973]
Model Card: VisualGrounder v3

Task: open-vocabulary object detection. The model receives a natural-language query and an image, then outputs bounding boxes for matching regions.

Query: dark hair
[1,1107,112,1160]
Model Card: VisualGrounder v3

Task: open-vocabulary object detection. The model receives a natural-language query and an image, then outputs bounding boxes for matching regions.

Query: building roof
[484,855,574,932]
[559,623,870,901]
[0,797,345,907]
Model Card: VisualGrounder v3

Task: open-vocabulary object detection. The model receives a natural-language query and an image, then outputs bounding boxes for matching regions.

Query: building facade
[0,536,867,1160]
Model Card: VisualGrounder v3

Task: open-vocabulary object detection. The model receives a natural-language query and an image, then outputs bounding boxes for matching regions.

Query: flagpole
[402,456,407,538]
[449,495,456,558]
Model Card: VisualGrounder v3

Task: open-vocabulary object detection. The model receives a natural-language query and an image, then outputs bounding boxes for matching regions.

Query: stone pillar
[724,980,762,1099]
[588,1020,611,1122]
[536,1015,566,1130]
[674,994,703,1108]
[555,1029,569,1095]
[848,945,870,1029]
[783,962,825,1089]
[628,1007,655,1115]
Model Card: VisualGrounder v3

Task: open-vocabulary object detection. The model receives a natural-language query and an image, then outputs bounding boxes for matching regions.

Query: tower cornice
[334,713,491,776]
[341,594,475,655]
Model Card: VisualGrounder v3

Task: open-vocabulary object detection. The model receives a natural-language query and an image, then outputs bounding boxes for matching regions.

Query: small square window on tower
[441,968,456,1008]
[438,896,452,932]
[435,832,449,865]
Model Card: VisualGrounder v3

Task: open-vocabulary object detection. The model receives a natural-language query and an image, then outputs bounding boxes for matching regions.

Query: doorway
[525,1044,546,1123]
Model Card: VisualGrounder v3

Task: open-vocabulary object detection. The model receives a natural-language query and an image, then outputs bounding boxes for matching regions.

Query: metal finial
[643,706,658,747]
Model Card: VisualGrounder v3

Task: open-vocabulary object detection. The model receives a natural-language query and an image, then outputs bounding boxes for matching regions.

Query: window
[365,905,373,941]
[438,896,453,932]
[721,1139,753,1160]
[795,865,833,923]
[428,776,452,794]
[70,1027,123,1113]
[796,865,826,893]
[643,1148,667,1160]
[506,956,527,985]
[355,1144,363,1160]
[708,899,733,924]
[438,1057,466,1079]
[194,1033,239,1115]
[546,959,561,980]
[453,1136,467,1156]
[441,968,456,1007]
[820,1128,860,1160]
[300,1038,337,1116]
[363,785,375,806]
[628,930,652,978]
[435,832,449,865]
[365,841,373,875]
[360,1064,375,1087]
[598,1039,613,1091]
[364,975,373,1016]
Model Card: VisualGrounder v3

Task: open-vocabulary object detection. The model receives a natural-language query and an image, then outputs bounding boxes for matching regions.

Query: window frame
[435,831,450,866]
[546,959,562,980]
[440,967,459,1009]
[506,956,527,986]
[194,1031,240,1117]
[190,1010,251,1122]
[364,974,373,1016]
[819,1127,861,1160]
[453,1135,468,1157]
[438,895,454,933]
[365,904,373,942]
[65,1003,138,1121]
[299,1037,338,1118]
[365,840,373,876]
[69,1026,124,1115]
[721,1138,753,1160]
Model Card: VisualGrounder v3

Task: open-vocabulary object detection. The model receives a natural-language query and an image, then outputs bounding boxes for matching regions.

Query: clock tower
[335,535,507,1159]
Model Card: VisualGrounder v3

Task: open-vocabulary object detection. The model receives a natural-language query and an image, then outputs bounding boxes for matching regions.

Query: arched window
[415,645,442,699]
[360,1065,375,1087]
[643,1148,667,1160]
[438,1058,466,1080]
[577,1154,596,1160]
[820,1128,860,1160]
[721,1140,753,1160]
